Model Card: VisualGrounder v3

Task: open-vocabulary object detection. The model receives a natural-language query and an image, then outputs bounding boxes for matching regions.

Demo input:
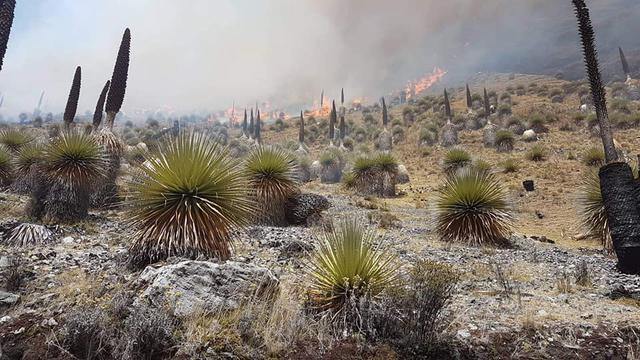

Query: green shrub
[497,104,512,116]
[245,146,299,225]
[443,149,471,175]
[347,153,398,197]
[578,171,611,251]
[526,145,546,161]
[307,218,398,311]
[472,159,492,176]
[435,170,513,246]
[126,132,253,267]
[582,147,605,167]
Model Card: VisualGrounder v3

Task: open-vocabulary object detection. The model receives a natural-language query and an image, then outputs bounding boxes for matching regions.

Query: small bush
[582,147,605,167]
[526,145,546,161]
[435,169,513,246]
[116,305,177,360]
[0,129,33,153]
[0,146,11,186]
[59,307,113,359]
[2,256,25,292]
[347,153,398,197]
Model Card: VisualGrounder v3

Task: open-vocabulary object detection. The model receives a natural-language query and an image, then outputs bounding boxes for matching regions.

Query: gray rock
[522,129,537,142]
[483,122,498,147]
[396,165,410,184]
[135,260,278,318]
[377,129,392,152]
[0,291,20,306]
[440,122,458,148]
[309,161,321,181]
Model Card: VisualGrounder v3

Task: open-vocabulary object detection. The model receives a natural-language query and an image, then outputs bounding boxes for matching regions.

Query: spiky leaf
[0,0,15,72]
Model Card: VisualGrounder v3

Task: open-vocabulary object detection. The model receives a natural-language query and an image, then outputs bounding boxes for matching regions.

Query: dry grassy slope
[263,73,640,251]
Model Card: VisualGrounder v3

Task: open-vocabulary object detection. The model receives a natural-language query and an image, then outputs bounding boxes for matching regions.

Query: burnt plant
[435,169,513,246]
[483,88,491,116]
[105,28,131,130]
[466,84,472,109]
[126,132,253,267]
[381,97,388,127]
[298,111,305,145]
[329,100,336,143]
[242,108,248,137]
[245,146,299,225]
[92,80,111,132]
[249,108,255,139]
[619,47,630,78]
[63,66,82,130]
[254,109,262,143]
[443,89,452,119]
[0,0,16,72]
[5,223,54,247]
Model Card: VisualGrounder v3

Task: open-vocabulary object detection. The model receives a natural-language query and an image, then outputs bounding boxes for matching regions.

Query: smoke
[0,0,638,118]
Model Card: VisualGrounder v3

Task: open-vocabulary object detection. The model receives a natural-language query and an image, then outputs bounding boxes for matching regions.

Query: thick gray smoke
[0,0,638,118]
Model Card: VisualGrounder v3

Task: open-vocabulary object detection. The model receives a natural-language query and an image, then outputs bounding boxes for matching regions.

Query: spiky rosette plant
[307,218,398,312]
[0,145,11,186]
[347,153,398,197]
[63,66,82,130]
[11,143,44,193]
[92,80,111,132]
[105,28,131,130]
[245,146,299,225]
[0,129,34,153]
[435,169,513,246]
[126,132,253,267]
[41,131,108,222]
[0,0,16,72]
[579,170,612,251]
[5,223,54,247]
[443,148,471,175]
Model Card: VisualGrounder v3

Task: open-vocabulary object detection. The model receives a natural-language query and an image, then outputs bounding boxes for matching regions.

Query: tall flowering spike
[105,28,131,129]
[483,88,491,116]
[341,88,345,105]
[254,110,261,143]
[320,89,324,108]
[572,0,617,162]
[63,66,82,130]
[466,84,472,109]
[37,91,45,109]
[299,111,305,144]
[329,100,336,142]
[242,109,248,136]
[249,108,255,139]
[0,0,15,72]
[619,47,631,78]
[92,80,111,131]
[339,110,345,140]
[381,97,388,127]
[444,89,452,119]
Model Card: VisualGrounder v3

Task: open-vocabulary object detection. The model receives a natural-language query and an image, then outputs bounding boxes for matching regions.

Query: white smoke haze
[0,0,638,118]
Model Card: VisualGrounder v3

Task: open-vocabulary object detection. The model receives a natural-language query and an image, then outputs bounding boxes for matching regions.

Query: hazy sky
[0,0,637,118]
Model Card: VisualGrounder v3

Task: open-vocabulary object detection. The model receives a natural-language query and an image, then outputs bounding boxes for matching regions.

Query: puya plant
[345,153,398,197]
[11,142,44,194]
[245,146,299,225]
[0,128,33,153]
[578,170,612,252]
[63,66,81,130]
[126,132,253,267]
[307,218,399,313]
[36,131,108,223]
[435,169,513,246]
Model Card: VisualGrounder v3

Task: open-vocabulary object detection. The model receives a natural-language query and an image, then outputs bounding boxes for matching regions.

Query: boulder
[0,291,20,306]
[483,123,498,147]
[320,163,342,184]
[377,129,393,152]
[440,122,458,148]
[396,165,410,184]
[309,161,321,181]
[285,193,331,226]
[522,129,537,142]
[135,260,278,318]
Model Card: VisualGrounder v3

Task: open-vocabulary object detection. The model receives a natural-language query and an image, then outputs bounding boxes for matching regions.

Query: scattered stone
[523,180,535,192]
[396,165,410,184]
[62,236,75,244]
[285,193,331,226]
[522,129,537,142]
[0,291,20,306]
[135,260,278,318]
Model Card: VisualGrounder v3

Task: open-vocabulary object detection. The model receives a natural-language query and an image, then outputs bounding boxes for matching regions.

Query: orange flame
[405,67,447,99]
